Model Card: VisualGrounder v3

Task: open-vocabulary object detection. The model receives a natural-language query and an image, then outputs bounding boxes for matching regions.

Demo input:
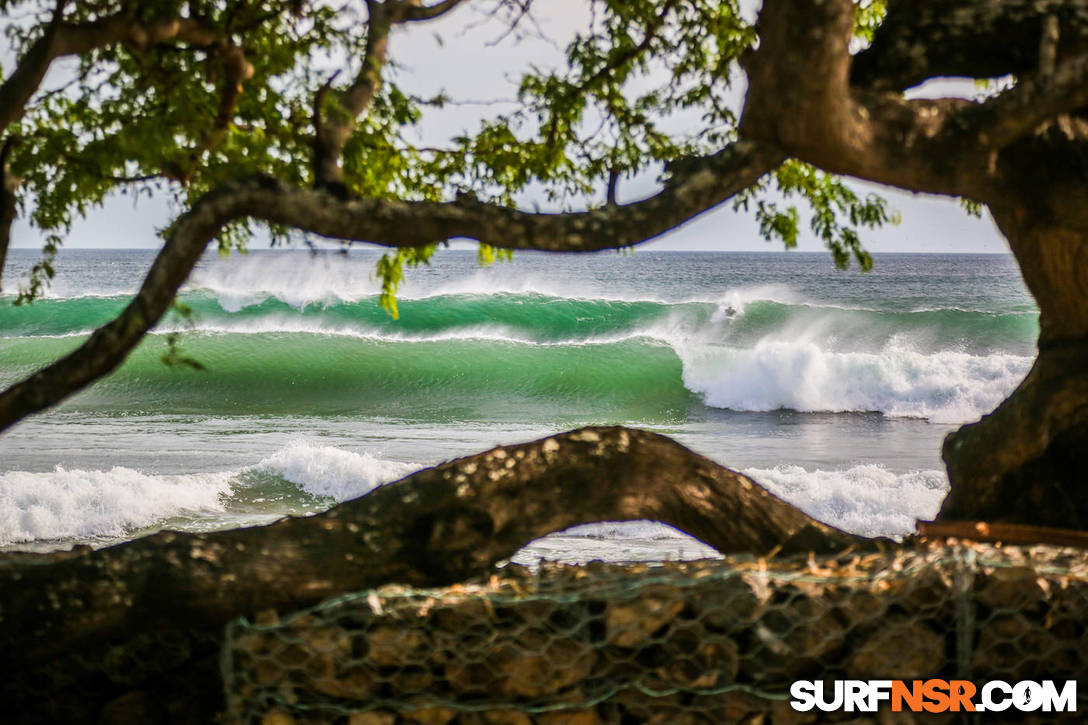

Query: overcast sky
[7,0,1010,253]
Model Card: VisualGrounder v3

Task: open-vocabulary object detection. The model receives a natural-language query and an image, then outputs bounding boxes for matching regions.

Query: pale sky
[6,0,1010,254]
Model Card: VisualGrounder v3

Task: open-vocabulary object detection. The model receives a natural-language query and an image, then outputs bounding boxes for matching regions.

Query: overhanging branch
[0,141,782,432]
[742,0,994,199]
[967,53,1088,149]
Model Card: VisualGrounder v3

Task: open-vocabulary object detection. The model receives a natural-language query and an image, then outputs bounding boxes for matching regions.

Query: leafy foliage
[2,0,898,311]
[733,160,896,270]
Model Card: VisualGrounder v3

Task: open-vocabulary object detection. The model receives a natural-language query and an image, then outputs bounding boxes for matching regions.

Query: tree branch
[0,179,245,431]
[173,43,255,183]
[312,0,469,186]
[399,0,472,22]
[851,0,1088,91]
[741,0,992,199]
[312,1,393,186]
[968,53,1088,150]
[0,140,781,432]
[2,425,864,669]
[0,136,18,294]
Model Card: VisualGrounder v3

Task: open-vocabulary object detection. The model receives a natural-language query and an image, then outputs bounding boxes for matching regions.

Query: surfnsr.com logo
[790,679,1078,713]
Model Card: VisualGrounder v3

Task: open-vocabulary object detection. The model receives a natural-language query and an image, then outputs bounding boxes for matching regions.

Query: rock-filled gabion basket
[222,542,1088,724]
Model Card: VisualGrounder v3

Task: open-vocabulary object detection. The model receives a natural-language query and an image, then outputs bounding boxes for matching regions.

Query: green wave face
[0,333,696,422]
[0,290,1039,353]
[0,292,683,341]
[721,300,1039,354]
[0,287,1039,424]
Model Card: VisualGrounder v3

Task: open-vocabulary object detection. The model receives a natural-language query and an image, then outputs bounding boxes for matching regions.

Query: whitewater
[0,249,1036,562]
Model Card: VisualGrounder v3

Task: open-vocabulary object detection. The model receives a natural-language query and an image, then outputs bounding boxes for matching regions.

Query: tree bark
[852,0,1088,91]
[0,138,15,294]
[741,0,1088,531]
[0,426,864,723]
[939,211,1088,528]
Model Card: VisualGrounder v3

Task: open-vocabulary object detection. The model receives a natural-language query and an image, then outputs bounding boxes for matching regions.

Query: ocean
[0,248,1037,564]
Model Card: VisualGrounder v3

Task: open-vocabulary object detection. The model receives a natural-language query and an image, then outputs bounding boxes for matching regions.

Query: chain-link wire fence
[221,542,1088,724]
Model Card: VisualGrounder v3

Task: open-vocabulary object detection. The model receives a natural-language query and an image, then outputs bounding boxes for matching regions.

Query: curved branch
[2,425,864,669]
[0,179,245,431]
[0,140,781,432]
[742,0,989,199]
[400,0,472,22]
[312,1,393,186]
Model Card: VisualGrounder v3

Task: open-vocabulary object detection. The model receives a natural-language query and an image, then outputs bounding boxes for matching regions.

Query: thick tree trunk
[940,211,1088,527]
[0,426,864,724]
[0,137,16,294]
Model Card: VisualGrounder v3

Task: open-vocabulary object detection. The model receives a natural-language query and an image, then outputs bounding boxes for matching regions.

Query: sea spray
[251,442,416,501]
[743,464,948,538]
[0,466,234,545]
[0,443,415,546]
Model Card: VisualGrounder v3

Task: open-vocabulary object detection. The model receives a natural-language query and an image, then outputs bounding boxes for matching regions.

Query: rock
[387,665,436,695]
[403,704,457,724]
[713,691,770,723]
[535,710,604,725]
[445,659,503,695]
[746,589,847,679]
[458,710,533,725]
[430,596,497,633]
[827,585,890,630]
[348,713,396,725]
[615,692,685,722]
[641,713,702,725]
[606,589,685,648]
[260,709,296,725]
[500,631,597,697]
[847,616,946,678]
[886,565,956,620]
[366,626,431,666]
[96,690,163,725]
[971,612,1077,677]
[976,566,1048,612]
[768,698,819,724]
[308,665,376,700]
[691,574,761,631]
[638,626,740,692]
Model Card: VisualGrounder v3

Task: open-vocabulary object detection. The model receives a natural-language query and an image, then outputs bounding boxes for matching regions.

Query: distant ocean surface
[0,249,1036,563]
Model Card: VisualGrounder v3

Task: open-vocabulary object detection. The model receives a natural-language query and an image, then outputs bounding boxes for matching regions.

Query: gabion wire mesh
[221,542,1088,724]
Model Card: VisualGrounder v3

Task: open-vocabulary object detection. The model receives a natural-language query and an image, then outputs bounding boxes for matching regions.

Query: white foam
[187,253,792,308]
[744,464,948,538]
[250,443,417,501]
[0,443,417,545]
[679,338,1031,423]
[0,467,233,545]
